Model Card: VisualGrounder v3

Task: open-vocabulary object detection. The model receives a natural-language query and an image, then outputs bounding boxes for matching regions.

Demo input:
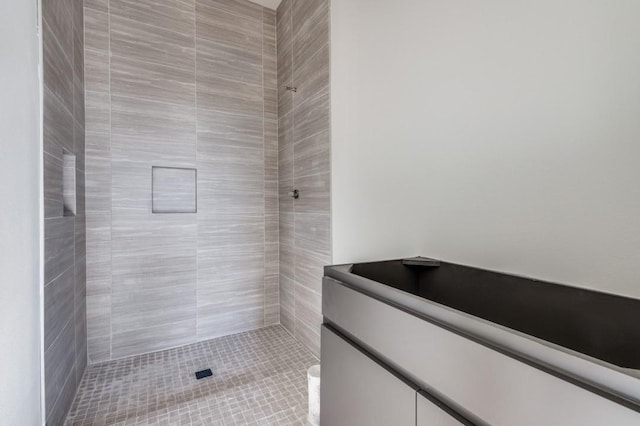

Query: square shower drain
[195,369,213,380]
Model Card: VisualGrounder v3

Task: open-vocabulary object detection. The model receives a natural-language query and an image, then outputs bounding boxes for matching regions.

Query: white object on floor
[308,364,321,426]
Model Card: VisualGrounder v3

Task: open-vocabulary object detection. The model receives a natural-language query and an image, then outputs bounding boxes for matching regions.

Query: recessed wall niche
[62,152,76,217]
[152,166,197,214]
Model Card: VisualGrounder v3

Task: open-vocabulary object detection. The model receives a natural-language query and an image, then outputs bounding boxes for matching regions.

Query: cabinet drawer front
[417,390,473,426]
[323,277,640,426]
[320,326,416,426]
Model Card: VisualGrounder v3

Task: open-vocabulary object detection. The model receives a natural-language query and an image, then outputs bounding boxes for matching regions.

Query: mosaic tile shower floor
[65,326,319,425]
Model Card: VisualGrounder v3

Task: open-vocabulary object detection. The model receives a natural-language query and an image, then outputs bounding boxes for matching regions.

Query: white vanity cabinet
[321,326,473,426]
[321,276,640,426]
[320,326,416,426]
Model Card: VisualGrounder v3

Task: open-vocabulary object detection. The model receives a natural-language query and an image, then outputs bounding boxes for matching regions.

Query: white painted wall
[0,1,43,425]
[331,0,640,298]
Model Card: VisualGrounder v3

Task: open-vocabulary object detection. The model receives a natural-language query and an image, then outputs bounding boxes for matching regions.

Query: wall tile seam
[196,1,265,24]
[110,92,198,111]
[292,169,331,181]
[83,46,109,57]
[76,40,87,367]
[194,36,264,58]
[293,280,323,299]
[110,13,197,41]
[292,299,321,327]
[105,338,200,364]
[111,316,198,336]
[84,88,110,97]
[195,106,267,121]
[196,74,267,91]
[289,0,298,335]
[84,3,107,13]
[108,54,198,80]
[107,0,113,363]
[194,0,199,342]
[262,7,268,326]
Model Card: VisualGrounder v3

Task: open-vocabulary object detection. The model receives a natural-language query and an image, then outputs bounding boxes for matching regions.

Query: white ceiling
[248,0,282,10]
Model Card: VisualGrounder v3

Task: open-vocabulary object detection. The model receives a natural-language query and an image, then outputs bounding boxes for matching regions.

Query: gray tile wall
[84,0,279,363]
[42,0,87,424]
[276,0,331,357]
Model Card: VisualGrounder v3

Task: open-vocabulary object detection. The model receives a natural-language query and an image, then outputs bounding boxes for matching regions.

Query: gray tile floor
[65,326,319,425]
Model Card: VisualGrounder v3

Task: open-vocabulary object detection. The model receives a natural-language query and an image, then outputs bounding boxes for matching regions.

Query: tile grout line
[290,0,298,343]
[274,6,281,327]
[108,0,113,364]
[262,7,267,327]
[194,0,199,344]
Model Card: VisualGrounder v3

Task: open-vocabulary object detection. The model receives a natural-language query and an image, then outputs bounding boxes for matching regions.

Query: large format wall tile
[295,172,330,215]
[44,151,64,219]
[280,274,295,332]
[197,108,263,149]
[72,0,85,84]
[294,90,330,142]
[110,15,195,72]
[44,87,74,154]
[293,42,329,110]
[293,129,330,179]
[292,0,329,72]
[196,2,262,52]
[198,251,264,339]
[109,0,196,35]
[85,91,110,134]
[110,56,196,107]
[111,319,197,360]
[84,8,109,52]
[44,267,75,351]
[196,38,263,86]
[198,144,263,182]
[44,217,75,285]
[111,96,196,143]
[295,213,331,258]
[44,319,76,426]
[197,74,264,117]
[203,0,263,22]
[43,22,74,113]
[111,281,197,335]
[294,247,329,295]
[42,0,74,58]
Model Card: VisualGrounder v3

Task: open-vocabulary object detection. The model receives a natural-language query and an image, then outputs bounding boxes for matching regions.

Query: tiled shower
[42,0,330,424]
